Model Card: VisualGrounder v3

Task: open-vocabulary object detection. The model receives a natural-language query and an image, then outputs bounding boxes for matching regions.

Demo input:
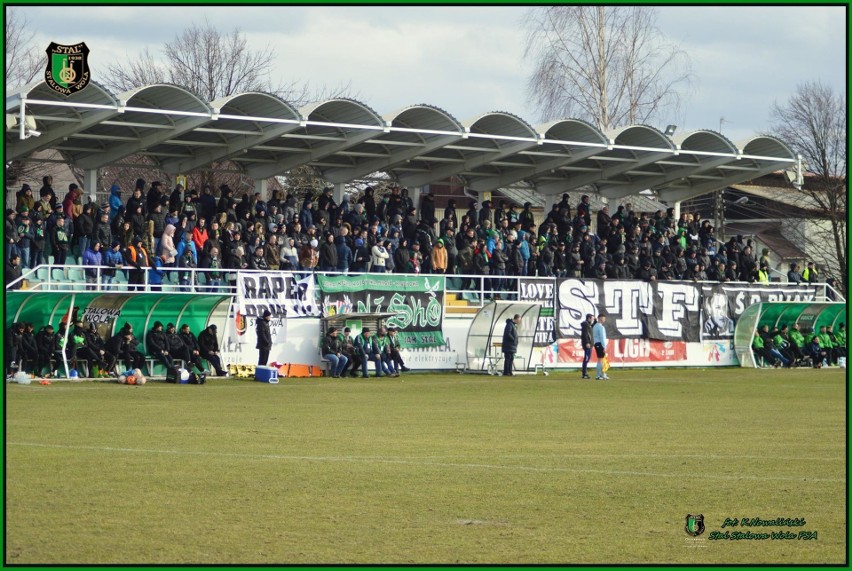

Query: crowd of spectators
[4,175,832,291]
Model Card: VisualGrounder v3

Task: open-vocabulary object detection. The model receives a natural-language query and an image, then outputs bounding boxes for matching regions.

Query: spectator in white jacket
[371,242,390,273]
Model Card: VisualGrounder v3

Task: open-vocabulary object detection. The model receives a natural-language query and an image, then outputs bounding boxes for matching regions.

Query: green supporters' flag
[318,275,445,348]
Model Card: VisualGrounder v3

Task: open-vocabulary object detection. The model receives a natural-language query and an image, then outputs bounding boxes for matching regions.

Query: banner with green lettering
[317,275,445,348]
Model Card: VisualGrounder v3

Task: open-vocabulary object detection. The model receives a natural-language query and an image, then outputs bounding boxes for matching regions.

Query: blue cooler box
[255,366,279,384]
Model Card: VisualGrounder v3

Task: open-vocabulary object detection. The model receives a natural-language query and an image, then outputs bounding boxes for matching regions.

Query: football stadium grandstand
[5,80,846,380]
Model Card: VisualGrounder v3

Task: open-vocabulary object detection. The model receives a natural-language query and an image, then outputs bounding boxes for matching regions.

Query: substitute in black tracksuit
[178,324,207,373]
[35,324,59,376]
[198,324,226,376]
[146,321,174,370]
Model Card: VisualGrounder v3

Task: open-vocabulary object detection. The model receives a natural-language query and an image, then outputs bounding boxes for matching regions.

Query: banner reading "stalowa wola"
[318,275,445,348]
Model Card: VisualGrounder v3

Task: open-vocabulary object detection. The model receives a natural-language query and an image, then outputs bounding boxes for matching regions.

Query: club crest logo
[685,514,705,537]
[45,42,90,96]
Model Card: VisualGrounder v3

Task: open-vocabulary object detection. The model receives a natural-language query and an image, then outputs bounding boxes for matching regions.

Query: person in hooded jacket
[108,184,123,222]
[431,239,448,274]
[160,223,177,266]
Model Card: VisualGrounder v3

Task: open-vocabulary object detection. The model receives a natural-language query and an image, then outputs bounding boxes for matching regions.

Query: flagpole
[61,294,75,378]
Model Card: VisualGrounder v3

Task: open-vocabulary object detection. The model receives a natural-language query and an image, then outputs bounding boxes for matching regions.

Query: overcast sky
[15,5,846,144]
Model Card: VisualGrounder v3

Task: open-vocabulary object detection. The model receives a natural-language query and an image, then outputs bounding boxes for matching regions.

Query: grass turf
[4,368,846,564]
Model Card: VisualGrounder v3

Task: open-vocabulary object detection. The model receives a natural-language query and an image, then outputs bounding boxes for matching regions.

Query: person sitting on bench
[146,321,174,371]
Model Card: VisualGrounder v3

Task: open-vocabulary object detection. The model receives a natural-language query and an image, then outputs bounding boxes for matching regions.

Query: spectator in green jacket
[784,324,806,365]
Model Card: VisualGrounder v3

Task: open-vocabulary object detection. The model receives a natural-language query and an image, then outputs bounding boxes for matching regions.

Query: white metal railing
[6,264,845,306]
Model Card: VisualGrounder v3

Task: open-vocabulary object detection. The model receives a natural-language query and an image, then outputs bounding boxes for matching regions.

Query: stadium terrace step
[445,305,479,315]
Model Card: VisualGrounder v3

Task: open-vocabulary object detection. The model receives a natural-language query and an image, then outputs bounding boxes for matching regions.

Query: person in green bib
[817,326,835,366]
[386,328,410,373]
[375,328,399,377]
[835,324,847,355]
[355,328,392,378]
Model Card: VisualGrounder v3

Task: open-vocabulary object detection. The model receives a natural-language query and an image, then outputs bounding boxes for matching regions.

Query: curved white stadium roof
[6,80,797,203]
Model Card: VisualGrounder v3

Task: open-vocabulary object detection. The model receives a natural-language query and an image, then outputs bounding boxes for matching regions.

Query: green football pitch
[5,368,846,564]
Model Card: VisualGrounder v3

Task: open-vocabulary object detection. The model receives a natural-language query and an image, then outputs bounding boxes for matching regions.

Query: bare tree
[104,19,350,105]
[523,6,690,130]
[769,80,847,293]
[98,20,354,198]
[5,8,42,89]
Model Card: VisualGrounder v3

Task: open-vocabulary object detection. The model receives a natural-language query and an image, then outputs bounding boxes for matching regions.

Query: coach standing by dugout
[256,310,272,366]
[580,313,594,379]
[502,314,520,377]
[593,314,609,380]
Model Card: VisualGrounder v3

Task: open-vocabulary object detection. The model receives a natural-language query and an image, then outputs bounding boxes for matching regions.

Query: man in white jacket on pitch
[592,314,609,380]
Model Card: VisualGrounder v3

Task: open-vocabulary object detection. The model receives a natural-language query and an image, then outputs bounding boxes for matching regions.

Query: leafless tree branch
[523,6,691,130]
[769,80,847,292]
[5,8,42,89]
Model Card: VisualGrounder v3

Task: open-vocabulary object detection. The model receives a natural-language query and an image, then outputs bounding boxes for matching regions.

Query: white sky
[14,5,847,144]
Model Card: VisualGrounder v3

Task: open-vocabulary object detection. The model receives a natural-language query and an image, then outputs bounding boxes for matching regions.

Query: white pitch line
[8,442,844,483]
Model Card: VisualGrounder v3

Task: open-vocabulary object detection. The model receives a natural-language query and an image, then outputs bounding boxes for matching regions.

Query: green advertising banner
[318,275,445,348]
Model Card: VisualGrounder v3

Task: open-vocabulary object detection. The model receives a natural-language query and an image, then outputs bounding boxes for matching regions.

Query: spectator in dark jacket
[197,324,226,376]
[35,324,58,376]
[334,235,353,273]
[318,233,338,271]
[5,253,22,290]
[256,310,273,366]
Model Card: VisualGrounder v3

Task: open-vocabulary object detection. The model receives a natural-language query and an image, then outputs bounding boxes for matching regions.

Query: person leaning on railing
[5,253,22,290]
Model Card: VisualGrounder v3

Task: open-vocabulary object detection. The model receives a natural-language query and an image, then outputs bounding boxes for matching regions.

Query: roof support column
[334,183,346,209]
[543,194,557,221]
[254,178,268,202]
[83,169,98,201]
[410,186,422,217]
